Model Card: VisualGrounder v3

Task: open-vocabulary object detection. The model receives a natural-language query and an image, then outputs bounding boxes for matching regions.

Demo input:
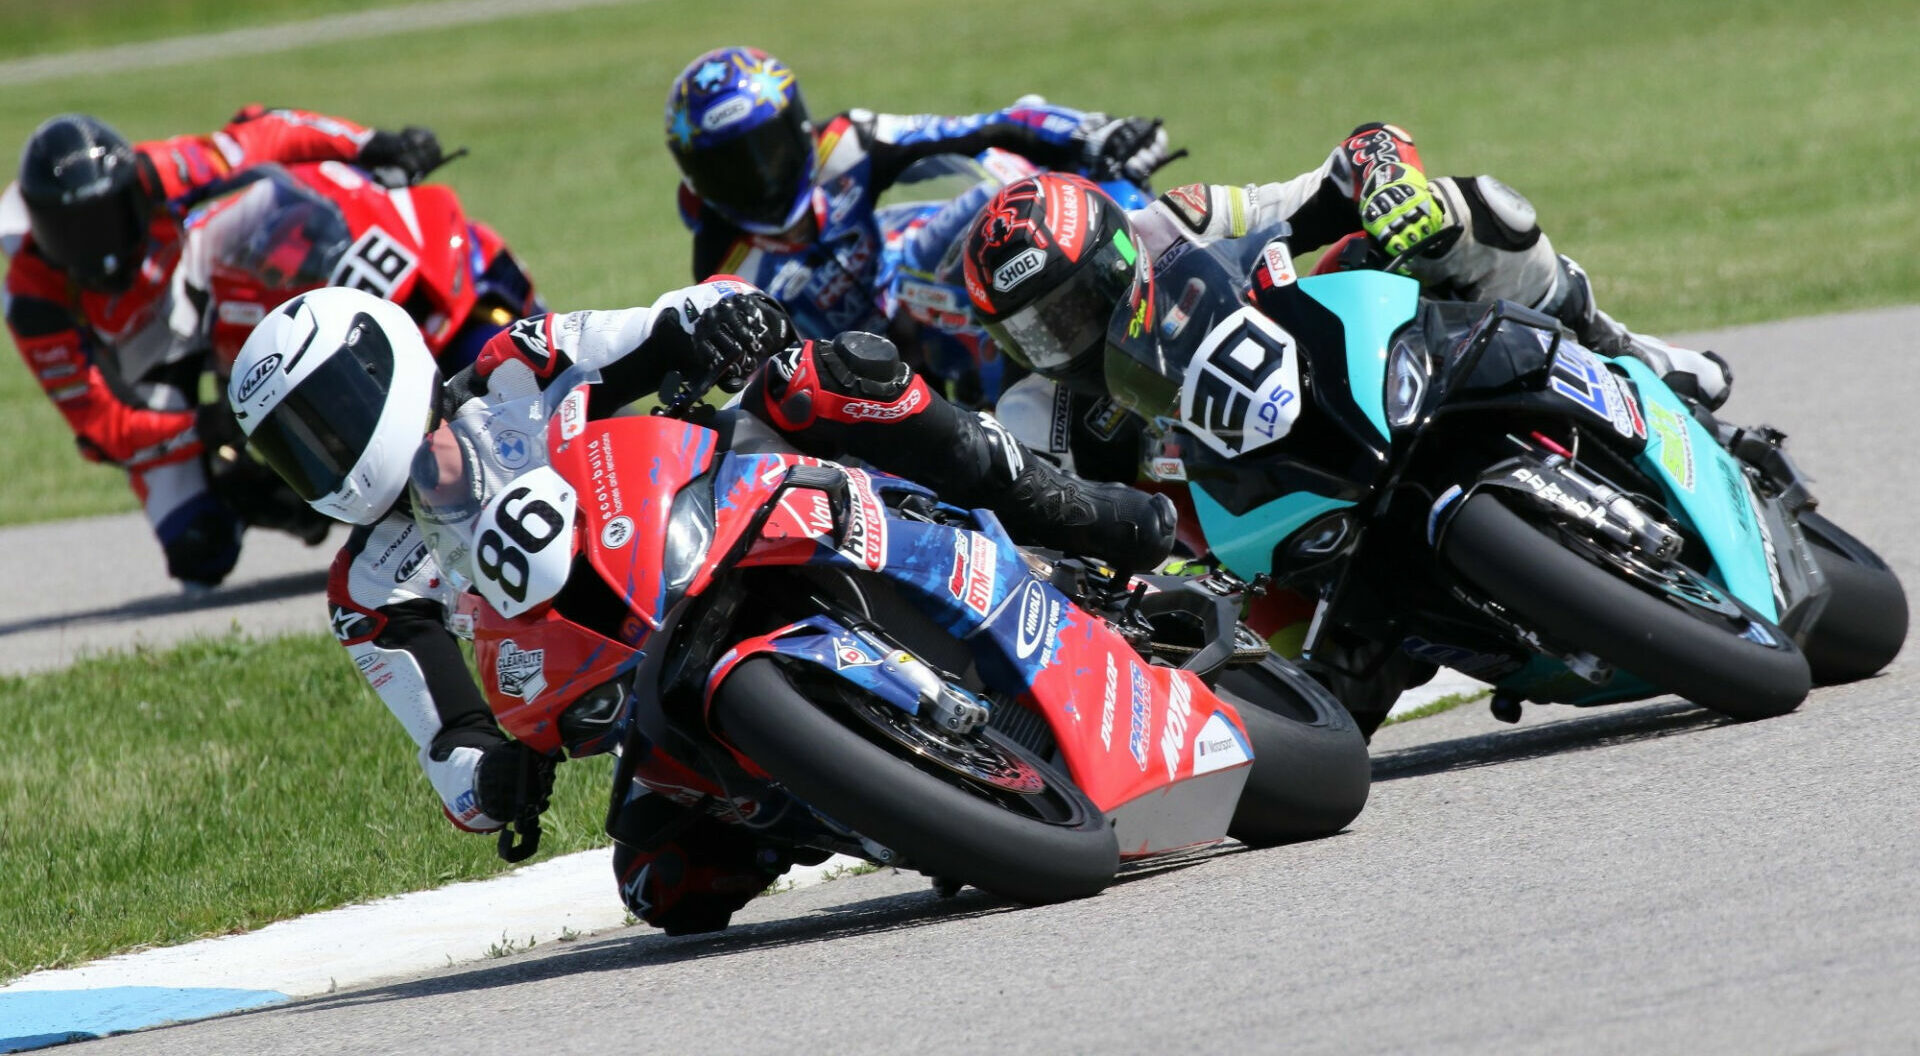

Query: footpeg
[1489,691,1523,724]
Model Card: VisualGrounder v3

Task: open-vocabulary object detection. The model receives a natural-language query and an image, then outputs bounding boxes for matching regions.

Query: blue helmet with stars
[666,47,815,235]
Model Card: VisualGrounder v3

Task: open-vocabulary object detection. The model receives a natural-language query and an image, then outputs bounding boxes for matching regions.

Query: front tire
[711,658,1119,905]
[1213,654,1372,847]
[1441,493,1809,720]
[1798,511,1907,684]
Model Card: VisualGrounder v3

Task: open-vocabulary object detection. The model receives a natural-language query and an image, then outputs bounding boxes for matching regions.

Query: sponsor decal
[947,531,996,617]
[833,635,881,669]
[235,353,281,402]
[700,95,754,132]
[507,316,552,370]
[217,300,264,327]
[587,434,626,518]
[1127,662,1151,770]
[1146,456,1187,482]
[1161,184,1212,232]
[1048,383,1073,454]
[839,386,924,422]
[1047,179,1094,262]
[1260,240,1297,288]
[353,652,378,672]
[1510,465,1610,532]
[1550,343,1637,439]
[601,514,634,550]
[1083,397,1128,441]
[838,469,887,571]
[330,604,374,642]
[1190,712,1252,775]
[558,390,587,441]
[896,278,963,315]
[493,429,532,470]
[1013,579,1050,660]
[1645,402,1696,491]
[1160,672,1193,780]
[394,542,430,584]
[992,248,1047,292]
[1163,277,1205,338]
[1100,652,1118,750]
[1746,477,1786,611]
[494,640,546,701]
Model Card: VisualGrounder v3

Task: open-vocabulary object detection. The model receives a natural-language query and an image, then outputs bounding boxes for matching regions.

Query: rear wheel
[1798,511,1907,684]
[1440,493,1809,720]
[1213,654,1372,847]
[711,658,1119,905]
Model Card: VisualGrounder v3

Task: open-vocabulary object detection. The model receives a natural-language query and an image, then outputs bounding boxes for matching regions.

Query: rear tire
[1798,511,1907,684]
[711,658,1119,905]
[1214,654,1372,847]
[1441,493,1809,720]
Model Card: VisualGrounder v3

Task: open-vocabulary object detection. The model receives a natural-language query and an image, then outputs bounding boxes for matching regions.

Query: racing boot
[984,426,1178,574]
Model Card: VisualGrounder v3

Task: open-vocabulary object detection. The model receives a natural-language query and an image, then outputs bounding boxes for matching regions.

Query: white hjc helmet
[227,286,439,525]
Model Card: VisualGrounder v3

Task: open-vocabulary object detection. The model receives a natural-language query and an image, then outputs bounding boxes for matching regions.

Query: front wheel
[1440,493,1809,720]
[1797,511,1907,684]
[1213,654,1372,847]
[710,658,1119,905]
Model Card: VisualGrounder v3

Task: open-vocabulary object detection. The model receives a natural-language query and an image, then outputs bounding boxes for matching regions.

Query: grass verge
[1382,689,1491,728]
[2,0,1917,524]
[0,631,612,983]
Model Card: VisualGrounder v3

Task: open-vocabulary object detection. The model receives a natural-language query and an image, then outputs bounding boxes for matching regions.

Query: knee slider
[158,495,242,586]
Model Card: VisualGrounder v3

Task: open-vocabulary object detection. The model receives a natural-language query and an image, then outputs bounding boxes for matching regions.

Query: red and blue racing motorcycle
[411,364,1369,904]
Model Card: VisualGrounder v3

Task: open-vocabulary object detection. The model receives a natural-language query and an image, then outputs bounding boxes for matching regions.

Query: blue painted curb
[0,987,288,1052]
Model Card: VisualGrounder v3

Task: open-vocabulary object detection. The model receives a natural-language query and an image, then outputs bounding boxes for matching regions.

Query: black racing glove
[1076,115,1173,184]
[475,739,557,825]
[359,126,444,186]
[690,292,796,394]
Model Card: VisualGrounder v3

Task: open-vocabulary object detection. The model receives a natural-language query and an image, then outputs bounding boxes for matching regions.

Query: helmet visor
[29,188,145,289]
[673,99,813,231]
[246,315,397,501]
[982,230,1143,374]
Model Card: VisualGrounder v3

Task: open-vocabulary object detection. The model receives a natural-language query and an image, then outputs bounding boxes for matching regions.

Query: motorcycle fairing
[1296,270,1421,443]
[1614,357,1779,621]
[553,415,719,636]
[474,602,640,755]
[1189,487,1355,587]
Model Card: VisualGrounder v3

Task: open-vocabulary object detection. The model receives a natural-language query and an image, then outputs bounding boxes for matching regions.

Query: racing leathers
[681,100,1155,341]
[998,121,1731,481]
[4,106,421,587]
[335,278,1172,934]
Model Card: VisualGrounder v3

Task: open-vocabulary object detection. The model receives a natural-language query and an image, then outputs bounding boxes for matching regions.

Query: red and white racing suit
[3,106,375,585]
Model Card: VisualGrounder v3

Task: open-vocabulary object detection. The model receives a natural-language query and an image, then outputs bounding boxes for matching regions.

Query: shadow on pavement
[0,569,328,639]
[1372,699,1726,782]
[279,883,1019,1013]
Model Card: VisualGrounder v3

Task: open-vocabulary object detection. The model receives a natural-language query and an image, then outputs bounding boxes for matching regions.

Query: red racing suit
[4,106,376,584]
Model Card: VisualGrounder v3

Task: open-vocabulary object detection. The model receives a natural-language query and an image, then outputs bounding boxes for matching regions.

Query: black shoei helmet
[18,114,151,292]
[962,173,1149,395]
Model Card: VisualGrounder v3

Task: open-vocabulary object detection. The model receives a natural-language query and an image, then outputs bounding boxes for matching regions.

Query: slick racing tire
[1797,511,1908,684]
[1440,493,1809,721]
[1213,654,1372,847]
[712,658,1119,905]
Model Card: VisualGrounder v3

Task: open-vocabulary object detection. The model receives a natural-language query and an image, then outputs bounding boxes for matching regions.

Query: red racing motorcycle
[411,363,1370,903]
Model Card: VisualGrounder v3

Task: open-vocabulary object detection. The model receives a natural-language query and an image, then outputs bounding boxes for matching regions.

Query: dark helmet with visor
[18,114,152,291]
[962,174,1150,395]
[666,47,816,234]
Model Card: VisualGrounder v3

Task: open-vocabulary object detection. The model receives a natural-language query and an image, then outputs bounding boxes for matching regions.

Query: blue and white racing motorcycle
[1105,230,1907,732]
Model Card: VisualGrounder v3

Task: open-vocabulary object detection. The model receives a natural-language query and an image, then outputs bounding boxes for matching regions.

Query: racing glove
[1076,115,1172,184]
[1359,161,1447,260]
[474,739,557,825]
[689,291,796,394]
[359,126,445,186]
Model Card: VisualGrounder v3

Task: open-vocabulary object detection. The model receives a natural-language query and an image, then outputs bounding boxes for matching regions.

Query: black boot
[988,451,1177,574]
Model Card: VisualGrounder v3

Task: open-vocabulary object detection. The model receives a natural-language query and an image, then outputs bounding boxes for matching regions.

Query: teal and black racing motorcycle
[1105,230,1907,735]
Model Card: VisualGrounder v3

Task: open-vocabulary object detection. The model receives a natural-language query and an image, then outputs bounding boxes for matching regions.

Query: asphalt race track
[62,307,1920,1054]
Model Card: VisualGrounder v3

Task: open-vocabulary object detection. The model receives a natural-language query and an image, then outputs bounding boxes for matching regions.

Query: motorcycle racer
[961,124,1734,730]
[4,108,444,588]
[980,124,1733,474]
[666,46,1170,344]
[229,279,1173,934]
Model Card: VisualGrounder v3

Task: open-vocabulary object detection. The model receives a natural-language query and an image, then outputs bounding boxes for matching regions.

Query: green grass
[0,0,440,61]
[1381,689,1491,728]
[2,0,1918,525]
[0,631,613,982]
